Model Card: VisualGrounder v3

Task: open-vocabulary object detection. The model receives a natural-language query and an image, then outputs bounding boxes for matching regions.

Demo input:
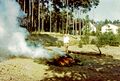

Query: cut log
[68,50,104,56]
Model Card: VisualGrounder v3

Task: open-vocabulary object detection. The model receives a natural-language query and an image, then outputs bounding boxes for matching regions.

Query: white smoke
[0,0,51,59]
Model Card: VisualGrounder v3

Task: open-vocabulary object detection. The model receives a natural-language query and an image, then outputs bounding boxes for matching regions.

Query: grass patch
[27,33,63,47]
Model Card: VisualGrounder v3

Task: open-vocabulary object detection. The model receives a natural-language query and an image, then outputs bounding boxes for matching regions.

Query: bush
[78,41,83,48]
[81,35,90,45]
[90,31,96,36]
[90,39,96,44]
[55,41,64,47]
[97,32,119,47]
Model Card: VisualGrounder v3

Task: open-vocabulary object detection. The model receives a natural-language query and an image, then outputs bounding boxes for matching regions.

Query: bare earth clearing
[1,33,120,81]
[0,53,120,81]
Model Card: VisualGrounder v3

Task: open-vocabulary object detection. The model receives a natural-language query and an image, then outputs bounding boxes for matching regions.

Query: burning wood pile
[34,47,81,67]
[49,54,80,67]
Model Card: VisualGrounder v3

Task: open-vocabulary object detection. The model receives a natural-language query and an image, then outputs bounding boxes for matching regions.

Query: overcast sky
[86,0,120,21]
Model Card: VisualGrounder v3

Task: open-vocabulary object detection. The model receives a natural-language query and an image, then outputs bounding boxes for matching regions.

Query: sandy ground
[0,45,120,81]
[68,45,120,60]
[0,58,53,81]
[47,45,120,60]
[1,44,120,81]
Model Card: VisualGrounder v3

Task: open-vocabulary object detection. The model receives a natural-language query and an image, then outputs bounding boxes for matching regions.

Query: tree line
[17,0,99,34]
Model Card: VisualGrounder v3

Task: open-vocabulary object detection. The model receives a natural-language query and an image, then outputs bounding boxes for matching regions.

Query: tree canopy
[18,0,100,33]
[52,0,99,10]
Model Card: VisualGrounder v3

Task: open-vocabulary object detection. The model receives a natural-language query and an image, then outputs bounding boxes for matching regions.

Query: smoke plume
[0,0,51,59]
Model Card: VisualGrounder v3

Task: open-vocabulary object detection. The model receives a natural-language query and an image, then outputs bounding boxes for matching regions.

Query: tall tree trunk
[79,19,81,36]
[32,0,34,30]
[53,21,57,32]
[50,10,52,32]
[73,18,75,35]
[79,9,82,36]
[24,0,26,12]
[75,19,77,35]
[72,3,74,35]
[62,19,64,34]
[49,0,53,32]
[38,0,41,32]
[41,2,44,32]
[57,16,60,32]
[55,21,57,32]
[29,0,31,32]
[66,0,68,34]
[42,19,44,32]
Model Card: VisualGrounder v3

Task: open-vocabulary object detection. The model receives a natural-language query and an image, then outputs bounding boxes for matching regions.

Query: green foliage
[82,24,90,36]
[90,39,96,44]
[78,34,90,47]
[49,0,99,11]
[113,20,120,24]
[116,28,120,44]
[55,41,64,47]
[90,31,96,36]
[27,34,64,47]
[97,32,119,47]
[117,28,120,35]
[81,23,90,45]
[78,41,83,48]
[18,0,99,32]
[104,19,109,25]
[81,35,90,45]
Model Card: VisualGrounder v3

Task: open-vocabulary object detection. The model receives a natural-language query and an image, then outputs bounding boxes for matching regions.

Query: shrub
[90,39,96,44]
[90,31,96,36]
[55,41,64,47]
[97,32,119,47]
[78,41,83,48]
[81,35,90,45]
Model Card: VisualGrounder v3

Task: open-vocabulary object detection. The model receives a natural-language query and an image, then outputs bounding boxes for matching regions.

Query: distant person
[63,34,70,53]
